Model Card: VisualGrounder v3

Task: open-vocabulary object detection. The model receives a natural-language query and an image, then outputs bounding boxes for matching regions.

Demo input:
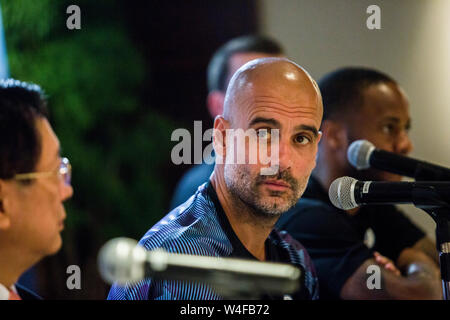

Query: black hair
[0,79,48,180]
[207,35,284,93]
[318,67,397,122]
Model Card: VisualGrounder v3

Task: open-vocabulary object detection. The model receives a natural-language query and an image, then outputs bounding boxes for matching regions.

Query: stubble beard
[224,164,309,219]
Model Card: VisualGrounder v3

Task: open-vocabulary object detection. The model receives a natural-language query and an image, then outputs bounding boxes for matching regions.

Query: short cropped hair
[0,79,48,180]
[318,67,397,122]
[207,35,284,93]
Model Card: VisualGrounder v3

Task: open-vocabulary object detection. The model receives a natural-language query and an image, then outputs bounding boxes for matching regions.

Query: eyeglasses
[14,157,72,185]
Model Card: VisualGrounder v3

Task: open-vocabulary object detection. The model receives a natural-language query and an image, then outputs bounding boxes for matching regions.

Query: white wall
[260,0,450,239]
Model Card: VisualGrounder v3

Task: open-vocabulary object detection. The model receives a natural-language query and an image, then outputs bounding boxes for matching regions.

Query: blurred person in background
[277,67,442,300]
[170,35,285,209]
[0,79,73,300]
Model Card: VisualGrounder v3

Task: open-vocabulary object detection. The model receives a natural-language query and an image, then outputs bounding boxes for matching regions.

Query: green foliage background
[2,0,176,298]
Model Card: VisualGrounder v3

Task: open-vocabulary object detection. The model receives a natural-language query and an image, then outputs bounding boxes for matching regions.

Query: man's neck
[0,244,36,288]
[210,171,276,261]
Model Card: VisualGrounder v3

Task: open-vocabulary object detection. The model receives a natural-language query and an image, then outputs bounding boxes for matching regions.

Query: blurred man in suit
[170,35,285,209]
[0,79,73,300]
[277,67,442,299]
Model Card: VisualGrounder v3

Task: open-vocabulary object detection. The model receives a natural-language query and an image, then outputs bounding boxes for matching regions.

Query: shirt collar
[0,283,17,300]
[205,181,281,261]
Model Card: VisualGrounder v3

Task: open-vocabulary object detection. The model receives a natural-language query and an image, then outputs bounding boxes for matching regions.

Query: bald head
[212,58,323,218]
[223,58,323,126]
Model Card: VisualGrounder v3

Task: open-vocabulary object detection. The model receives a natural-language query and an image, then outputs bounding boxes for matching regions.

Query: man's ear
[0,180,11,230]
[320,120,348,152]
[207,91,225,119]
[212,115,229,164]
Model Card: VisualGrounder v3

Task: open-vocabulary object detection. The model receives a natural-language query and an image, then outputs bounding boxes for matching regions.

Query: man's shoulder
[140,185,232,256]
[108,186,232,300]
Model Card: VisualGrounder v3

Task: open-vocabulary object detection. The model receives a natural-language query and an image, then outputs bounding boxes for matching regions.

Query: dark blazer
[16,284,42,300]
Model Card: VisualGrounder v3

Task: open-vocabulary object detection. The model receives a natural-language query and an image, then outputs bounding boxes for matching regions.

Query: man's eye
[257,129,271,139]
[295,135,310,145]
[382,124,396,134]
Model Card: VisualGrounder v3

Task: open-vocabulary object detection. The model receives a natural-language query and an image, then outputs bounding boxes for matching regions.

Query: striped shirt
[107,182,319,300]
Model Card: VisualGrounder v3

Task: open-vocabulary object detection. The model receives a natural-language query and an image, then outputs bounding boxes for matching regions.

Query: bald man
[108,58,323,300]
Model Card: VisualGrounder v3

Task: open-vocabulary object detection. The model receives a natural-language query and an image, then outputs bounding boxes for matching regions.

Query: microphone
[98,237,302,298]
[347,140,450,181]
[329,176,450,210]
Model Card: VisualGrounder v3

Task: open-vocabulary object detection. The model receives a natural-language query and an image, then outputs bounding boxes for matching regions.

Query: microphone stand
[413,185,450,300]
[420,207,450,300]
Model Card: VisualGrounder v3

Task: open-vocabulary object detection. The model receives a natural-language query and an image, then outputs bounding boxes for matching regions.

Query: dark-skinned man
[277,67,442,300]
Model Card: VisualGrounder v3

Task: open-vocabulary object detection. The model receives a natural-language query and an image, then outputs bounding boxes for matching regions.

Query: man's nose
[60,181,74,201]
[277,139,293,171]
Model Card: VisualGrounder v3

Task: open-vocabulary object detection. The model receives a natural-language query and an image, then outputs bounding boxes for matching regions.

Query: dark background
[3,0,258,299]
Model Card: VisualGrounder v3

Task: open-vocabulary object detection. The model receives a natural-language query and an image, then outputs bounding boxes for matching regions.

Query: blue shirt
[108,182,319,300]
